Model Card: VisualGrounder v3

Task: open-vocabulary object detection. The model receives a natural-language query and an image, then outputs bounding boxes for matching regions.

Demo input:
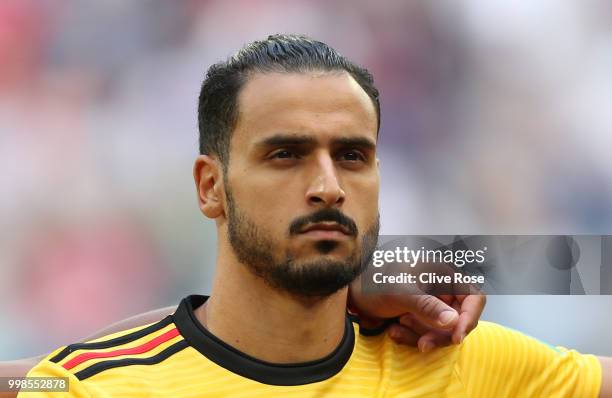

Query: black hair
[197,34,380,166]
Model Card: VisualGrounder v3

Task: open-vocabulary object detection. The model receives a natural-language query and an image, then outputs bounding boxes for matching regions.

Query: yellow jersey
[19,295,602,397]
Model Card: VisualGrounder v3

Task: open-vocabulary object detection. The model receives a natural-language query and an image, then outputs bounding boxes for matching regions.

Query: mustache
[289,208,358,236]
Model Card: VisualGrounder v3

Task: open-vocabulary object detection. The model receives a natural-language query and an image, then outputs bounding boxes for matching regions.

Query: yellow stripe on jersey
[19,295,602,398]
[452,321,602,398]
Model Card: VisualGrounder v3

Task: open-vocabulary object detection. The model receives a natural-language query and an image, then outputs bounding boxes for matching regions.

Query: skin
[602,357,612,398]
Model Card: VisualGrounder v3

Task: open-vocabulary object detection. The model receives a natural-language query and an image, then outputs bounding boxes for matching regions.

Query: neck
[195,243,348,364]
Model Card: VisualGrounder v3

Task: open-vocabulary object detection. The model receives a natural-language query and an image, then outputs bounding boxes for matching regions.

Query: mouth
[300,222,351,239]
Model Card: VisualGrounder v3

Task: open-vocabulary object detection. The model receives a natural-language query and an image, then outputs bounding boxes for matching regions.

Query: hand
[388,294,486,352]
[348,277,486,352]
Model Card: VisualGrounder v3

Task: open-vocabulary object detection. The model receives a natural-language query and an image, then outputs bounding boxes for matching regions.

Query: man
[19,34,610,397]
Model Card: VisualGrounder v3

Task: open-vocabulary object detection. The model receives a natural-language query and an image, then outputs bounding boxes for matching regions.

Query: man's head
[194,34,380,298]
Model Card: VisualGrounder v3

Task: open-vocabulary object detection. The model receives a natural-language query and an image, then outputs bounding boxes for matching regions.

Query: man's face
[223,71,380,297]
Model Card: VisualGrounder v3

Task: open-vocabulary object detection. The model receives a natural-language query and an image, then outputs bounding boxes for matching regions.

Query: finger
[398,315,455,352]
[454,294,467,303]
[452,294,486,344]
[438,295,454,305]
[417,329,454,353]
[409,294,459,330]
[387,323,420,346]
[398,313,413,327]
[398,314,428,336]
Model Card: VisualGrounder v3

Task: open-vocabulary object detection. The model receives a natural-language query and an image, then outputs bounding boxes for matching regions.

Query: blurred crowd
[1,0,611,358]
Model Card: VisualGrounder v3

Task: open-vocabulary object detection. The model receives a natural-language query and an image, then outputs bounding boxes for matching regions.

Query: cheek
[349,176,379,215]
[232,184,295,234]
[230,167,303,218]
[348,186,379,236]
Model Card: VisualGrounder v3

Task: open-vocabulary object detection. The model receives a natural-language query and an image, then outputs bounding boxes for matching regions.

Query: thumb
[400,294,458,329]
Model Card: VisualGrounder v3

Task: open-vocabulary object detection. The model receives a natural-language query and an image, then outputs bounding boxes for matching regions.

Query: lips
[300,222,351,235]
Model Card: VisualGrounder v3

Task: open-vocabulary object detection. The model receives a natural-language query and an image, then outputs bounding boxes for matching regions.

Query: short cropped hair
[197,34,380,166]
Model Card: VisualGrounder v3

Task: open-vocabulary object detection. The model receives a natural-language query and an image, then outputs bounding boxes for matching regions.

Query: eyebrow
[255,134,376,151]
[255,134,317,148]
[332,136,376,151]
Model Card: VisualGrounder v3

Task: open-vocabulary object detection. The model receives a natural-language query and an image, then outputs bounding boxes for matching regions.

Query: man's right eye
[271,150,297,159]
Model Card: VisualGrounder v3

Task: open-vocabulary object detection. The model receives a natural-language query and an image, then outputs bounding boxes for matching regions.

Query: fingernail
[421,342,434,353]
[459,334,465,344]
[438,310,457,326]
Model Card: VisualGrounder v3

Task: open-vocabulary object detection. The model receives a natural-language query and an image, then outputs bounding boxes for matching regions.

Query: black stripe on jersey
[50,315,175,363]
[348,311,395,337]
[74,339,189,381]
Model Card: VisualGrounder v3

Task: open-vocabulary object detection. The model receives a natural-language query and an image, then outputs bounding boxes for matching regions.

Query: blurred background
[1,0,611,359]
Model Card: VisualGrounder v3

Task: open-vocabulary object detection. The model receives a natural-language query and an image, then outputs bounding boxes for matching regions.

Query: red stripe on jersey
[62,327,181,370]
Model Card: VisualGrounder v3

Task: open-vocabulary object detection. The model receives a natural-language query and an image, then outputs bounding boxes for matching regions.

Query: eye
[270,149,299,159]
[339,150,366,162]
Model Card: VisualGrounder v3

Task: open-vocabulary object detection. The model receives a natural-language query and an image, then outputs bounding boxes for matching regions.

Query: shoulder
[456,321,602,398]
[34,315,187,382]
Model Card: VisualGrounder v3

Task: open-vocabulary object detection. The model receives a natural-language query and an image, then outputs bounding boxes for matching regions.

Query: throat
[196,287,349,364]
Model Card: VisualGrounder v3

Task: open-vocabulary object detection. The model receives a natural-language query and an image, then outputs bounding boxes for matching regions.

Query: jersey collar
[172,294,356,386]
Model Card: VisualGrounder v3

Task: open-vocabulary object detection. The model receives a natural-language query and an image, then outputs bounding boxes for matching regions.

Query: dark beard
[225,185,379,298]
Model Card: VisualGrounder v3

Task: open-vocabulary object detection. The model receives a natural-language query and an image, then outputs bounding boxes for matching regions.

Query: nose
[306,153,345,208]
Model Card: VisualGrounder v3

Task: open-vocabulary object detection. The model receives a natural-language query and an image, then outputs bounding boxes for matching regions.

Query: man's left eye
[339,150,366,162]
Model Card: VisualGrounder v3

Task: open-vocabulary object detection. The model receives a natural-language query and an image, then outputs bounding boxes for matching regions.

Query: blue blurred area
[1,0,611,359]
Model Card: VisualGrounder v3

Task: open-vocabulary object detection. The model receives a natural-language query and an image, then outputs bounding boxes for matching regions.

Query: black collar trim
[172,295,355,386]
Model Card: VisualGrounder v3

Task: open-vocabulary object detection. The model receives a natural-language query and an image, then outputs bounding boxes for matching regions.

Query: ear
[193,155,224,219]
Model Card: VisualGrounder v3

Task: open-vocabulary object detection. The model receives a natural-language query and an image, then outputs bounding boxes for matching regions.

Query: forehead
[233,71,378,146]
